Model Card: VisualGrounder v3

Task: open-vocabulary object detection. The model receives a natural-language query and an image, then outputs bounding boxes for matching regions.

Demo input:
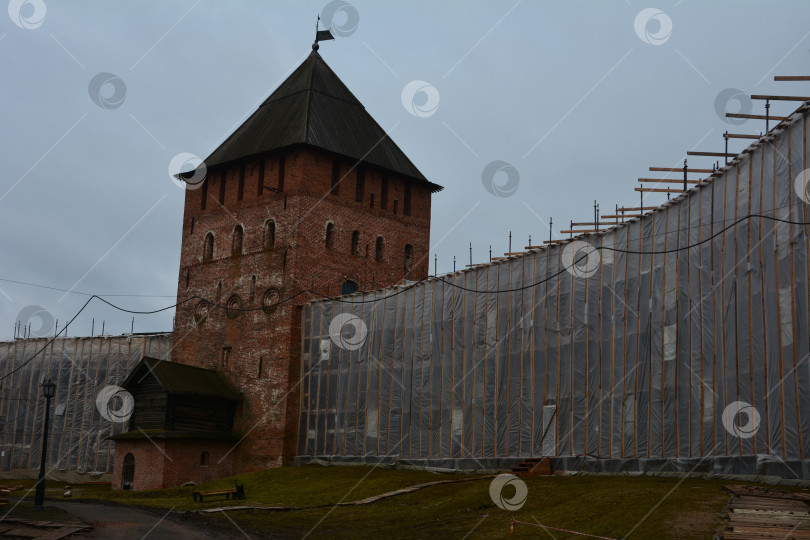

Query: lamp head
[42,379,56,399]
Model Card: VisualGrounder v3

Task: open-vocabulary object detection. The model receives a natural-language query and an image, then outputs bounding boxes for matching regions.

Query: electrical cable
[5,211,810,382]
[413,212,810,295]
[0,277,175,297]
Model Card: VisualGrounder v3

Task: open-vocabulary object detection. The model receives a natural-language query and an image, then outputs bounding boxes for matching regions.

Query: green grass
[90,465,478,511]
[6,467,802,538]
[187,473,735,539]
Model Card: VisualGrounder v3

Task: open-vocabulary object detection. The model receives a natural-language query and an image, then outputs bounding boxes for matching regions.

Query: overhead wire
[4,211,810,382]
[0,277,176,297]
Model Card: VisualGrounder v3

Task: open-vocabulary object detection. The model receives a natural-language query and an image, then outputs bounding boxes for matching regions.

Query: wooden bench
[192,484,245,503]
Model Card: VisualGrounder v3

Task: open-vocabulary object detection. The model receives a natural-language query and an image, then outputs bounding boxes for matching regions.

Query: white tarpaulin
[298,104,810,477]
[0,334,172,475]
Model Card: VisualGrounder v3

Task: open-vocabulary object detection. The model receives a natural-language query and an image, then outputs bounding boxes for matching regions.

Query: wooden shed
[119,356,240,435]
[109,357,242,490]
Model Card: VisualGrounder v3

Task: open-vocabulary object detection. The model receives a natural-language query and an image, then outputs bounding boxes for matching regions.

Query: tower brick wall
[172,145,433,472]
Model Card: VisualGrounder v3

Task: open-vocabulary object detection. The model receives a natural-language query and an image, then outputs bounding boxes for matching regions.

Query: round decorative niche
[225,294,243,319]
[193,300,211,325]
[262,287,282,314]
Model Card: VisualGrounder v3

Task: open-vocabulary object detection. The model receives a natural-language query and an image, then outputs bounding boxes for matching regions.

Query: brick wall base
[111,439,235,491]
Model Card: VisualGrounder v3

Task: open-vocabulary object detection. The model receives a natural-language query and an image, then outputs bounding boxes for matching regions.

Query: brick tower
[170,47,442,473]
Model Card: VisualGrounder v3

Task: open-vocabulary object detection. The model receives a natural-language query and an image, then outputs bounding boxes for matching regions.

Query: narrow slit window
[331,158,340,195]
[257,159,265,196]
[380,176,388,209]
[201,179,208,211]
[325,222,335,249]
[265,220,276,248]
[203,233,214,261]
[404,244,413,272]
[351,231,360,255]
[355,167,364,203]
[375,236,384,262]
[278,154,285,191]
[404,183,412,216]
[232,225,243,255]
[221,346,231,370]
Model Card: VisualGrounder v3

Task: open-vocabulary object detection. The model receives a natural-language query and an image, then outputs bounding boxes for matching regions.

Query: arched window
[325,222,335,249]
[404,244,414,272]
[203,233,214,261]
[232,225,243,256]
[200,451,209,466]
[351,231,360,255]
[375,237,384,262]
[122,453,135,490]
[342,280,358,295]
[264,220,276,248]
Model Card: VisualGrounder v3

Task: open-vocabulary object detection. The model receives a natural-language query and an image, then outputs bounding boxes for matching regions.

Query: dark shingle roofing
[123,357,240,401]
[201,50,442,192]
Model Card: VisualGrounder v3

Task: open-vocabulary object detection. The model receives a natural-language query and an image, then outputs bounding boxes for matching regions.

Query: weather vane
[313,14,335,50]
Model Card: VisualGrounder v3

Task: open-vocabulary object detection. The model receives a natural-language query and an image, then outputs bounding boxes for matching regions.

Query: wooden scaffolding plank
[751,94,810,101]
[688,151,738,157]
[634,187,686,193]
[638,178,702,184]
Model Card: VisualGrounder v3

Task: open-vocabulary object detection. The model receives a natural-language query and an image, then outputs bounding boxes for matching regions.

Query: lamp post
[32,379,56,511]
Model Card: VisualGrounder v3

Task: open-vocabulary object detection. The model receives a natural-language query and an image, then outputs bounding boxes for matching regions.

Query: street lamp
[32,379,56,511]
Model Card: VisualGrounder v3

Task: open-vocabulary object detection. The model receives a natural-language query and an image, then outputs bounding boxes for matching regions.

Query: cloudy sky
[1,0,809,340]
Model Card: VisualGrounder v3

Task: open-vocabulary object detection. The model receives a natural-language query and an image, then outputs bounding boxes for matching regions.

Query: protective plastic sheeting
[299,105,810,471]
[0,334,172,475]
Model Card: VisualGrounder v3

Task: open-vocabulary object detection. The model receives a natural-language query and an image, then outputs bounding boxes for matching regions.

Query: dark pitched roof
[122,357,240,401]
[201,50,443,192]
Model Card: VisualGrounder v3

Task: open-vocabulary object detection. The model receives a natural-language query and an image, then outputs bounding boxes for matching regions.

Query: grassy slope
[9,467,798,538]
[189,472,733,539]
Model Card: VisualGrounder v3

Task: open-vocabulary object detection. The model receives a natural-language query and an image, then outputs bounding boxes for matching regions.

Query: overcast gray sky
[2,0,809,340]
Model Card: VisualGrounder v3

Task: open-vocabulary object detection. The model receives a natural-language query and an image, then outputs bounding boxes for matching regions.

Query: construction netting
[298,104,810,471]
[0,334,172,477]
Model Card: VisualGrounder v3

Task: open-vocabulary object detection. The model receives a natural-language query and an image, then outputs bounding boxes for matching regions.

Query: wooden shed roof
[123,357,240,401]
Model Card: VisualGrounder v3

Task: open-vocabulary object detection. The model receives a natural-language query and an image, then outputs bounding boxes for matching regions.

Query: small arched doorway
[121,453,135,490]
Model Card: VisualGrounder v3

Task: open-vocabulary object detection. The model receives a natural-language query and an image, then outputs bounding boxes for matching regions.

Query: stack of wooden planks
[0,485,21,507]
[0,518,90,539]
[717,485,810,539]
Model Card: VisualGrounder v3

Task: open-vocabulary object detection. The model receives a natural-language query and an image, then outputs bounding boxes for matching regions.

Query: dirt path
[49,500,240,539]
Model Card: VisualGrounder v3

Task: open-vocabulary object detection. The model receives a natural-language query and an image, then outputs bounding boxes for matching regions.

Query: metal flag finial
[313,13,335,50]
